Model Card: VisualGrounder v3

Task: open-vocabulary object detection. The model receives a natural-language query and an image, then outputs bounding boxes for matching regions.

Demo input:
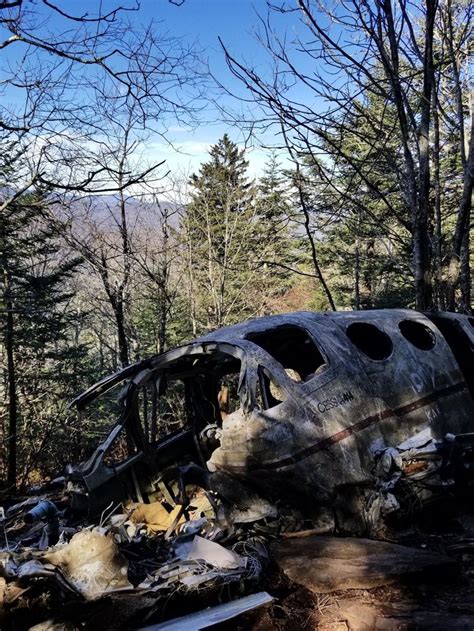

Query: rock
[271,535,457,593]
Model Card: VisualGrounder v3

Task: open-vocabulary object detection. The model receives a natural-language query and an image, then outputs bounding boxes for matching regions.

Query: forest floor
[3,488,474,630]
[239,563,474,630]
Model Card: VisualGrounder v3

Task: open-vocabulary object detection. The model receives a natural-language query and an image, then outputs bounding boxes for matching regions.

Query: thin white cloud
[167,125,194,133]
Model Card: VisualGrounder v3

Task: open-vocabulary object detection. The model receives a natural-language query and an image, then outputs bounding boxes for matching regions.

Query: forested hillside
[1,0,472,488]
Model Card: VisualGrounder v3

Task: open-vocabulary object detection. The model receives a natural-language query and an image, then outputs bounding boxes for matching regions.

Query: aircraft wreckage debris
[3,309,474,628]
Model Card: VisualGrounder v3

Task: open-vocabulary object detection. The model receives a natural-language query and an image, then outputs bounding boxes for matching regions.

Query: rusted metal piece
[66,309,474,530]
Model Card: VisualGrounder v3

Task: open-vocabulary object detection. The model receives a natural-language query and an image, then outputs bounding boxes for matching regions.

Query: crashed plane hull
[68,309,474,529]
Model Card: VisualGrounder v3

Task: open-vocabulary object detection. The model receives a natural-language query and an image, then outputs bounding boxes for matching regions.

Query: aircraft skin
[68,310,474,525]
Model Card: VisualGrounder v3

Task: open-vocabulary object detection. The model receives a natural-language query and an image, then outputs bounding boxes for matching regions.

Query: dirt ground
[234,517,474,631]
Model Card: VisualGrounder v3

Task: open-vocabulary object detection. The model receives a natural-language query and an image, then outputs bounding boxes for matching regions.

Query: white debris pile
[139,535,265,592]
[41,529,133,599]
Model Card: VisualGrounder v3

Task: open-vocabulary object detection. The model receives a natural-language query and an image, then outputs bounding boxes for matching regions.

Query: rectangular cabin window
[246,325,327,382]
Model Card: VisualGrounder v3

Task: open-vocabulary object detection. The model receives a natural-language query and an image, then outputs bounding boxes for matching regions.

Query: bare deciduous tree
[218,0,472,311]
[0,0,205,485]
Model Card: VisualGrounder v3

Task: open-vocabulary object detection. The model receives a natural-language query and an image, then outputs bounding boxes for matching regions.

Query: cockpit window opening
[67,380,128,467]
[103,431,137,468]
[136,375,188,445]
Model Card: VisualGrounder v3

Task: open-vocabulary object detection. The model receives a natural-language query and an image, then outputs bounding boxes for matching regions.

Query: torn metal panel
[137,591,273,631]
[66,309,474,531]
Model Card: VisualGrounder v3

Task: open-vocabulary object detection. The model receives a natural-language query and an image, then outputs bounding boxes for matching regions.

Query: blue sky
[0,0,327,180]
[140,0,296,177]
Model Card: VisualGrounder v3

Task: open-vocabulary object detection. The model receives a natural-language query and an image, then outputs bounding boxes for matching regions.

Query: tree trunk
[362,239,375,309]
[158,213,170,353]
[460,226,471,312]
[158,277,167,354]
[115,299,130,367]
[382,0,435,310]
[432,82,444,310]
[296,166,336,311]
[447,91,474,311]
[414,0,437,311]
[5,269,17,489]
[354,236,361,310]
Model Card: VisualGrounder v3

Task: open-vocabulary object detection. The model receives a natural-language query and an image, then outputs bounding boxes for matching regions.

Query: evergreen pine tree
[255,152,297,308]
[182,135,261,331]
[0,192,88,486]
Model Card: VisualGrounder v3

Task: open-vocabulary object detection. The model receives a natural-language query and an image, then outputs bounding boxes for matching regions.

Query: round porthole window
[346,322,393,360]
[399,320,435,351]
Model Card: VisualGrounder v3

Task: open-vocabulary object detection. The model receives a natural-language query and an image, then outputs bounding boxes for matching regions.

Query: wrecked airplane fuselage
[67,309,474,532]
